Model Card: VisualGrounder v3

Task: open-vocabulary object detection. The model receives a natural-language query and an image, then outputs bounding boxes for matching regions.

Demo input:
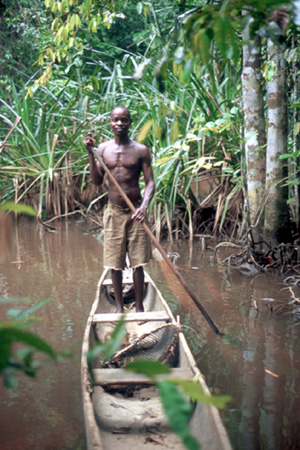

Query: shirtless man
[83,106,155,313]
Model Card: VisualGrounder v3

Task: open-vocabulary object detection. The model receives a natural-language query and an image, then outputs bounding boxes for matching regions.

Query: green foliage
[169,379,231,408]
[157,380,200,450]
[0,80,91,214]
[30,0,184,92]
[2,0,244,232]
[0,0,50,96]
[126,359,171,377]
[0,202,36,216]
[4,0,299,239]
[87,314,126,366]
[0,298,60,388]
[1,39,243,232]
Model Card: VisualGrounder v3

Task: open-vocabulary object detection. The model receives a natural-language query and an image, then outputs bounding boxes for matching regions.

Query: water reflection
[1,221,300,449]
[151,241,300,450]
[0,218,103,450]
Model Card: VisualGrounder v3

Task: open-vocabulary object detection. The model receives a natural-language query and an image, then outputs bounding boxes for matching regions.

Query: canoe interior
[81,268,231,450]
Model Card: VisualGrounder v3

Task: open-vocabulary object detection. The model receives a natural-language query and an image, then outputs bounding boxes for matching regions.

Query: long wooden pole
[96,154,221,335]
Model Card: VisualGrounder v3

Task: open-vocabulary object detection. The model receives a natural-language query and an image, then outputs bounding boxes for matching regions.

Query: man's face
[109,108,132,137]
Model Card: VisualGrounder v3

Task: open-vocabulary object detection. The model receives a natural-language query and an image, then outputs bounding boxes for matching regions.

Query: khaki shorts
[103,202,152,270]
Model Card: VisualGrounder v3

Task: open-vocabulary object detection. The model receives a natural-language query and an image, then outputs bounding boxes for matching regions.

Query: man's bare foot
[115,307,124,313]
[136,306,144,313]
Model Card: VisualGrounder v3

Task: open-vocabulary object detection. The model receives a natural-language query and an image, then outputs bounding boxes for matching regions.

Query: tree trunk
[291,37,300,235]
[264,37,290,245]
[241,23,266,244]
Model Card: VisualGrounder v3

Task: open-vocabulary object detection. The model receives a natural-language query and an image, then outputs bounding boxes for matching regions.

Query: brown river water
[0,218,300,450]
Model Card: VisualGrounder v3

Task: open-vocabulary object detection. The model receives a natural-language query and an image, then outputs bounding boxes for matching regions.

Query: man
[83,106,155,313]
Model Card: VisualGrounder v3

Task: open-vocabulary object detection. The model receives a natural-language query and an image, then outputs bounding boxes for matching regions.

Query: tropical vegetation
[1,0,300,267]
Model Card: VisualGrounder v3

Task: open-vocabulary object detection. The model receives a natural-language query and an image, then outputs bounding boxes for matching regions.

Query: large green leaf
[0,202,36,216]
[103,315,127,361]
[157,380,200,450]
[196,30,211,65]
[87,315,127,365]
[0,327,57,371]
[125,360,171,377]
[213,16,228,57]
[169,379,231,409]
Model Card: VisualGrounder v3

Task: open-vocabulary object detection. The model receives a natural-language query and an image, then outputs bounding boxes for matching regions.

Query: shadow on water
[1,219,300,450]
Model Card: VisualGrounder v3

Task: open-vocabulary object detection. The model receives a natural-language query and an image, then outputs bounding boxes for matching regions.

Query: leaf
[137,120,154,143]
[279,152,298,160]
[88,16,97,33]
[0,202,36,216]
[174,46,185,64]
[0,328,56,371]
[11,298,51,321]
[7,329,56,357]
[213,160,225,167]
[6,309,23,318]
[294,121,300,137]
[90,76,100,92]
[154,124,163,139]
[125,360,171,377]
[0,330,11,371]
[86,342,105,365]
[157,381,200,450]
[171,120,179,144]
[225,23,239,60]
[156,156,174,165]
[169,379,231,409]
[197,30,211,65]
[0,297,31,304]
[103,315,127,361]
[183,59,194,84]
[87,316,127,368]
[194,156,206,171]
[213,15,239,60]
[213,16,227,57]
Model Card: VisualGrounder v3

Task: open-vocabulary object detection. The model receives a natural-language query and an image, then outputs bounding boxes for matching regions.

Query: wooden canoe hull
[81,268,231,450]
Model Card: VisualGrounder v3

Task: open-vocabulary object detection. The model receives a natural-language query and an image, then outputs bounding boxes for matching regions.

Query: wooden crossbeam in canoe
[93,367,195,386]
[102,279,150,286]
[92,311,171,323]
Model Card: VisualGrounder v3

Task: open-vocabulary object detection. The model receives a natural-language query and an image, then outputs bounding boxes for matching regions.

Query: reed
[0,50,243,239]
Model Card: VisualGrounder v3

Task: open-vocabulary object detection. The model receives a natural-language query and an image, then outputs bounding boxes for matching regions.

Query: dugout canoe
[81,268,232,450]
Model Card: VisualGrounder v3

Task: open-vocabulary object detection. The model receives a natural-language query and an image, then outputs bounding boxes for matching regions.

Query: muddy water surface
[1,219,300,450]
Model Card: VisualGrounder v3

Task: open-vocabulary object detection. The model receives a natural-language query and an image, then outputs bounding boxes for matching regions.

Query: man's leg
[111,269,123,313]
[133,266,144,312]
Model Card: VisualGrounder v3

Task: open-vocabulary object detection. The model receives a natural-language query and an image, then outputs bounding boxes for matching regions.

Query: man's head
[109,106,132,137]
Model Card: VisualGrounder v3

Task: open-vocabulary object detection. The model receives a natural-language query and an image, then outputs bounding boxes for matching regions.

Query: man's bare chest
[103,148,141,172]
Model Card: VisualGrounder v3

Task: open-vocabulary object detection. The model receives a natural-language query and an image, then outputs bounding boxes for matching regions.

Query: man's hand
[83,132,95,154]
[132,205,146,223]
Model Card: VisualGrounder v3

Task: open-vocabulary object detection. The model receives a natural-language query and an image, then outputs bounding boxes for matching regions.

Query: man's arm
[83,133,104,186]
[132,145,155,223]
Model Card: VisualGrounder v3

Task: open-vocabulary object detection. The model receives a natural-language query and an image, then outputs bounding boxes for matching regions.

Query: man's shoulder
[131,140,150,155]
[97,140,114,155]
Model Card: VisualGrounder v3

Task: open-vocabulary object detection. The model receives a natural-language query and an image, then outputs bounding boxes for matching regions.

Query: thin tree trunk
[264,37,290,245]
[292,37,300,234]
[241,21,266,244]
